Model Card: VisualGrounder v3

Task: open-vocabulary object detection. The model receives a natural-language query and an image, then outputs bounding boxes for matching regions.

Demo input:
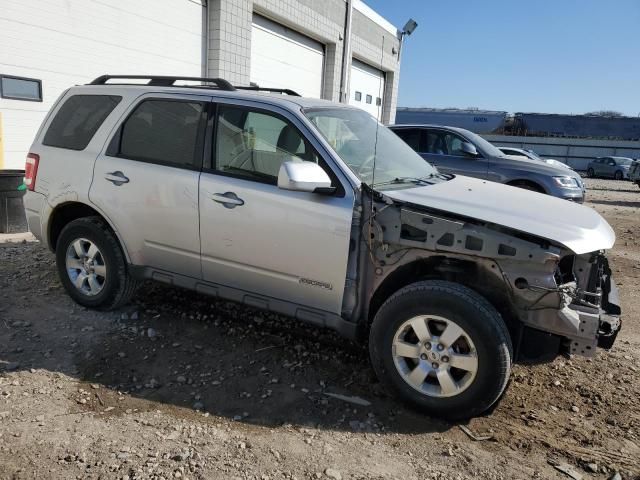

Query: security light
[402,19,418,36]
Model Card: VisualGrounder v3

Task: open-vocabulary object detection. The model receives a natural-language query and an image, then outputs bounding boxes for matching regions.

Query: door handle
[105,171,130,186]
[210,192,244,208]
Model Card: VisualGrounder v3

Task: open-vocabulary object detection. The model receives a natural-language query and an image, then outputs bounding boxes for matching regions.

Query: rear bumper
[23,190,46,245]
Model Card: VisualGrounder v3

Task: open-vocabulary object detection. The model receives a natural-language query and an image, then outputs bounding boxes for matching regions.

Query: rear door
[424,128,489,179]
[198,99,354,314]
[89,93,209,277]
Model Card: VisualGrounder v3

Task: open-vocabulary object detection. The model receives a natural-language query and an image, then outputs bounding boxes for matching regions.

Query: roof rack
[88,75,302,96]
[234,86,301,97]
[89,75,236,91]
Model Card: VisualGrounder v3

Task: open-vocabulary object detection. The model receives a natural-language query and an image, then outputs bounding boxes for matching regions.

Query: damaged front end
[360,190,621,362]
[508,250,622,358]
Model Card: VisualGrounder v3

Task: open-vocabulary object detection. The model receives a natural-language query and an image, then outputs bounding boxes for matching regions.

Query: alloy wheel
[65,238,107,296]
[392,315,478,398]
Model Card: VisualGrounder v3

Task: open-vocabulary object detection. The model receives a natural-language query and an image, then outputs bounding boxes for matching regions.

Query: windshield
[463,131,505,158]
[304,108,439,188]
[525,149,543,160]
[616,158,634,166]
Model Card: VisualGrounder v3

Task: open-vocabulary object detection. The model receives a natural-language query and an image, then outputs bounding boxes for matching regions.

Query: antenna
[370,34,385,192]
[367,34,386,256]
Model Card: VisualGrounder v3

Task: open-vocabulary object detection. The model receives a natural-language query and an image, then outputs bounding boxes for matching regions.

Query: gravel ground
[0,178,639,480]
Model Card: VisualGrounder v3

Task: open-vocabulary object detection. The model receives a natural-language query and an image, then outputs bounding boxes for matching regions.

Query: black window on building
[0,75,42,101]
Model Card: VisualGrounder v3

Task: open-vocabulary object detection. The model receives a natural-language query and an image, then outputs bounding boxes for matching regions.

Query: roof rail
[234,86,301,97]
[89,75,236,91]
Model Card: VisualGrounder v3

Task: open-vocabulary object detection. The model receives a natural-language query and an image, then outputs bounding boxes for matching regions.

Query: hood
[543,158,573,170]
[500,155,580,178]
[383,175,615,255]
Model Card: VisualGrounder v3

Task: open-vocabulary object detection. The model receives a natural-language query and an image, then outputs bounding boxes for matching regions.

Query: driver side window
[426,130,468,157]
[215,105,320,184]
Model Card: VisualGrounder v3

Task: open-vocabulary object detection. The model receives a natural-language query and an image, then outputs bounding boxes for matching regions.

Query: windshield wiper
[372,175,436,187]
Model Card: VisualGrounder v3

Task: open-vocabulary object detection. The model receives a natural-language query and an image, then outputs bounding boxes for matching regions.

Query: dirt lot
[1,178,639,480]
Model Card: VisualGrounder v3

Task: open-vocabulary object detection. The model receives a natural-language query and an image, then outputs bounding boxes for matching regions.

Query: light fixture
[402,18,418,36]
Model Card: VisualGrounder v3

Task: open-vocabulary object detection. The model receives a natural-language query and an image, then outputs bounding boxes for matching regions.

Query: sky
[364,0,640,116]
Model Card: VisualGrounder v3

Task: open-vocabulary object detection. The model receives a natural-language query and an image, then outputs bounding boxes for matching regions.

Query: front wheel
[614,170,623,180]
[56,217,138,310]
[369,280,512,420]
[587,168,595,178]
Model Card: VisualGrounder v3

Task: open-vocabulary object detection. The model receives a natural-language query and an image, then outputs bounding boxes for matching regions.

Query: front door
[199,100,354,314]
[90,93,209,277]
[422,129,489,179]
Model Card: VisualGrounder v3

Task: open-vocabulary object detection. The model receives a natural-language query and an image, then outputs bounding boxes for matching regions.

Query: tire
[369,280,512,420]
[614,170,623,180]
[587,168,595,178]
[56,216,138,310]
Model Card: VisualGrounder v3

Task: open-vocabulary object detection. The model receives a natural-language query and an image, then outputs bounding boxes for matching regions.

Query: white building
[0,0,403,170]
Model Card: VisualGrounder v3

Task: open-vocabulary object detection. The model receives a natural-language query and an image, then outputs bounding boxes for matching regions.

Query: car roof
[68,83,354,112]
[387,124,473,135]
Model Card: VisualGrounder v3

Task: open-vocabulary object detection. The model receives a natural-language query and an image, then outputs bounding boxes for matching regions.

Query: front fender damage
[360,194,620,360]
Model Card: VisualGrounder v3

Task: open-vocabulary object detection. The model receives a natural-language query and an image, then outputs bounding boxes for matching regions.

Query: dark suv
[390,124,585,201]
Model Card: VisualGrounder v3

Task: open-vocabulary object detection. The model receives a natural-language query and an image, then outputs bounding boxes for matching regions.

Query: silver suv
[24,75,621,419]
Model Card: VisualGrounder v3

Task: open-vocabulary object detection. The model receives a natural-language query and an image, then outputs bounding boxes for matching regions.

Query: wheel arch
[505,179,547,193]
[367,256,520,339]
[47,201,131,263]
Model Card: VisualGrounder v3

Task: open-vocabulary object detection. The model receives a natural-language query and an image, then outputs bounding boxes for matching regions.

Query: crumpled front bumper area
[516,252,621,358]
[596,274,622,349]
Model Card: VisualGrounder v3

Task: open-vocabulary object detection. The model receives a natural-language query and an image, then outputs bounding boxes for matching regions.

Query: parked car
[586,156,635,180]
[24,75,620,419]
[629,159,640,188]
[390,125,585,202]
[498,147,573,170]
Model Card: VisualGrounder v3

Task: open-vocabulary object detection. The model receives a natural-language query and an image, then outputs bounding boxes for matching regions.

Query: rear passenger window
[43,95,121,150]
[394,129,423,152]
[117,99,206,168]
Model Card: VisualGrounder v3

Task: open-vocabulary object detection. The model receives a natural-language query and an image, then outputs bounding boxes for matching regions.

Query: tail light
[25,153,40,191]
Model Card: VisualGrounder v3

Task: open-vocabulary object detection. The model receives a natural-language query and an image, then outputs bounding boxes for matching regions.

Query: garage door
[0,0,203,170]
[349,59,385,121]
[250,15,324,98]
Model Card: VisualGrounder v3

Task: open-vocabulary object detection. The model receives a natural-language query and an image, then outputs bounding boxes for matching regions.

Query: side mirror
[460,141,479,157]
[278,160,334,193]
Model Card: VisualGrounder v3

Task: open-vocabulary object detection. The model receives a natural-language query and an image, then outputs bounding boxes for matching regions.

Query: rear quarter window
[42,95,121,150]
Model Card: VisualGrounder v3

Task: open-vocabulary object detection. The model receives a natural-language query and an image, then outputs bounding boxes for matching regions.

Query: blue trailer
[394,108,508,134]
[514,113,640,140]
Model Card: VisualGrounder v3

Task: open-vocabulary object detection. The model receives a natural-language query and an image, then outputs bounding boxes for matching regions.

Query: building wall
[0,0,400,169]
[206,0,401,123]
[0,0,204,170]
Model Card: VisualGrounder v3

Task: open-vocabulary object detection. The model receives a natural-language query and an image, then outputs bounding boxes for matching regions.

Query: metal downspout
[202,0,209,77]
[339,0,353,103]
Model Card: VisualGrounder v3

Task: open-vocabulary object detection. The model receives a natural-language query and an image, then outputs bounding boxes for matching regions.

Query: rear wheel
[587,168,595,178]
[56,216,138,310]
[614,170,623,180]
[369,280,512,420]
